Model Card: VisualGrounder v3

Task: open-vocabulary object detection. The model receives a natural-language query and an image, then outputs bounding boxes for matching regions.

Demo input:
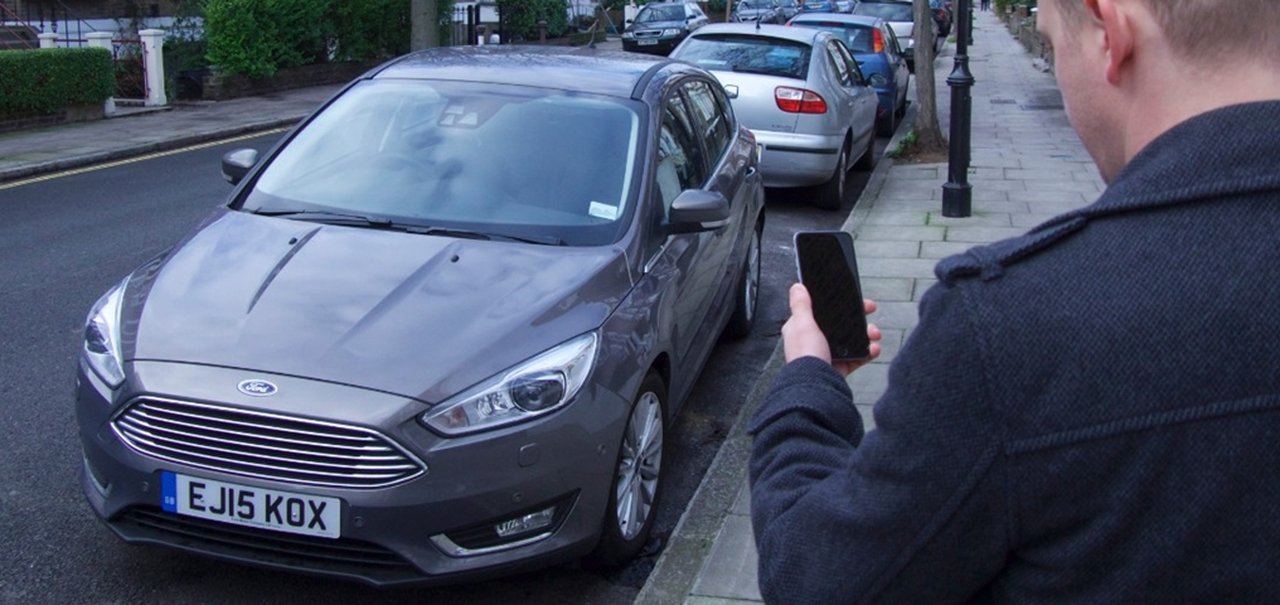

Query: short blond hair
[1053,0,1280,62]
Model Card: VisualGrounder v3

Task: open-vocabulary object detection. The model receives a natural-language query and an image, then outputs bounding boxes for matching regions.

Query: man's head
[1051,0,1280,64]
[1037,0,1280,183]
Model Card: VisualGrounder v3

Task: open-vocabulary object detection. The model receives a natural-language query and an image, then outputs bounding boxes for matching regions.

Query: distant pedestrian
[749,0,1280,602]
[980,0,990,11]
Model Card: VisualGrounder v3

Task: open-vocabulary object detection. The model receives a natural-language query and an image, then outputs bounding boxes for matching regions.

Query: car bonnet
[123,209,631,404]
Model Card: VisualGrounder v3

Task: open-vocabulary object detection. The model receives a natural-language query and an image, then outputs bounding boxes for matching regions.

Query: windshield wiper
[248,209,565,245]
[406,225,566,246]
[249,208,394,228]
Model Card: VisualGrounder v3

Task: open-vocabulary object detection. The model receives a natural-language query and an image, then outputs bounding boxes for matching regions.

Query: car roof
[371,45,679,99]
[790,13,883,27]
[687,22,831,45]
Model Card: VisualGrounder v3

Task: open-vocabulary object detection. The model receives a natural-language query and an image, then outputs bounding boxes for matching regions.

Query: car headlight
[622,31,634,40]
[422,333,598,436]
[661,28,682,37]
[83,278,127,388]
[868,73,888,87]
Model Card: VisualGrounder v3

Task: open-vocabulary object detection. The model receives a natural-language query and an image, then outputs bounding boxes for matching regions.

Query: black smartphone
[793,230,871,361]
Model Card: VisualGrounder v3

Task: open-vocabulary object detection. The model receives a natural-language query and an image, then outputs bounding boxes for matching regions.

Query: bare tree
[911,0,947,152]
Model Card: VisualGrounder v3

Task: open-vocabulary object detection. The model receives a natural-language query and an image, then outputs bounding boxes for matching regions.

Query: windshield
[636,5,685,22]
[240,79,642,246]
[792,21,875,53]
[674,35,812,80]
[853,2,912,21]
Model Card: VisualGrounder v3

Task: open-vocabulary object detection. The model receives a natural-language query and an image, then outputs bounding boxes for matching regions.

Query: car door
[644,81,720,369]
[827,38,878,147]
[679,78,756,337]
[883,23,910,108]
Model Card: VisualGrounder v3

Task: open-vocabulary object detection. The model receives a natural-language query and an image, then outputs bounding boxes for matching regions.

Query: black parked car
[75,45,765,587]
[622,1,710,55]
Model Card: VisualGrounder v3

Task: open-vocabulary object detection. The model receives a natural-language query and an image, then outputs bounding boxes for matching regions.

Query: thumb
[789,282,814,320]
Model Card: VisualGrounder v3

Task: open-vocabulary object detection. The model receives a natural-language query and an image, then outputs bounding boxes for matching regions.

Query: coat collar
[1074,100,1280,219]
[935,101,1280,286]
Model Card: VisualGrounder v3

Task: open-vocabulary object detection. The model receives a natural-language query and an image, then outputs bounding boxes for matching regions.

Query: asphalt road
[0,131,881,604]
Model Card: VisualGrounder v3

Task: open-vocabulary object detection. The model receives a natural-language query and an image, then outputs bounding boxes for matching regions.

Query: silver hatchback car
[672,23,878,209]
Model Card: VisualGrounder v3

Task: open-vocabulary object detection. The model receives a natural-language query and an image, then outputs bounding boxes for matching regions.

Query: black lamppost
[941,0,974,217]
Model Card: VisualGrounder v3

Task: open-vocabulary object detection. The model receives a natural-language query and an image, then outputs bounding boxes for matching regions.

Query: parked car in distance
[798,0,837,13]
[788,13,909,136]
[622,1,710,55]
[75,45,766,587]
[732,0,782,24]
[671,23,878,209]
[852,0,923,71]
[930,0,952,37]
[771,0,803,21]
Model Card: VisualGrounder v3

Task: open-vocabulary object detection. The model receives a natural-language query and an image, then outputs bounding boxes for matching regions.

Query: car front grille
[116,506,422,585]
[112,397,425,489]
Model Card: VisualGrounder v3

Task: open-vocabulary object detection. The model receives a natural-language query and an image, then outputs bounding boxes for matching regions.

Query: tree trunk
[912,0,947,152]
[410,0,439,50]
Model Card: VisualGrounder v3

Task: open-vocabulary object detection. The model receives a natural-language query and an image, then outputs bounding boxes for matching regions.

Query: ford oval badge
[237,379,278,397]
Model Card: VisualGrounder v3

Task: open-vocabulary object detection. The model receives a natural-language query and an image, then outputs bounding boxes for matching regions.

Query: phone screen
[793,231,871,361]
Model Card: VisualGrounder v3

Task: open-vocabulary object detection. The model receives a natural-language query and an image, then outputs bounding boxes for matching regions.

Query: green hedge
[204,0,418,79]
[497,0,569,41]
[0,48,114,116]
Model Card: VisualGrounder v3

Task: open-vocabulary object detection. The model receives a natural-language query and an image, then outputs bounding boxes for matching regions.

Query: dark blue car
[788,13,909,135]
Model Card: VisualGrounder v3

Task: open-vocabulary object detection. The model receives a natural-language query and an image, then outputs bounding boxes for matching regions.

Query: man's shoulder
[933,215,1089,288]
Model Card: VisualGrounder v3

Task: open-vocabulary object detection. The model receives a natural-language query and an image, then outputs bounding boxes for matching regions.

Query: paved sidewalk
[634,10,1105,605]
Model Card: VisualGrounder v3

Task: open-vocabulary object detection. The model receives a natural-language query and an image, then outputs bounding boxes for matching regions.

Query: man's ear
[1090,0,1135,85]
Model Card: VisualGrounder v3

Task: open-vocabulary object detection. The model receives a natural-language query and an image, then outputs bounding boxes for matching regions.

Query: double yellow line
[0,127,290,192]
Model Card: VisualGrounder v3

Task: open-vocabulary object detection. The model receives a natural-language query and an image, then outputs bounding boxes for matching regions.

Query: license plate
[639,39,657,46]
[161,471,341,539]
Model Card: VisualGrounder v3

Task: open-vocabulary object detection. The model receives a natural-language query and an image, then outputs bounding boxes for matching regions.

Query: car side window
[885,25,903,56]
[654,96,707,219]
[682,80,732,168]
[825,41,852,86]
[835,41,866,85]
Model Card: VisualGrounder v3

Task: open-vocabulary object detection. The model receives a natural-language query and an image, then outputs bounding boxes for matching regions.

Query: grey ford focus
[75,46,764,586]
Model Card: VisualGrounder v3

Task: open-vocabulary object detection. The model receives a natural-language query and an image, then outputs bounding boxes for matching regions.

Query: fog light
[495,506,556,538]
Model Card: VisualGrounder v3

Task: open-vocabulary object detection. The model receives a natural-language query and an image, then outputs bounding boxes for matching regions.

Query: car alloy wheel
[724,224,761,339]
[586,372,666,566]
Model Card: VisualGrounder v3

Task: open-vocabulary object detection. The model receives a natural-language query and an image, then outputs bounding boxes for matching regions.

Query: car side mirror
[221,148,259,186]
[668,189,731,234]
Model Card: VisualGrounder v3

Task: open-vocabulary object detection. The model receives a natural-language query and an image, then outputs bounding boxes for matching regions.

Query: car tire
[853,130,876,172]
[585,372,667,568]
[815,143,848,210]
[723,223,762,340]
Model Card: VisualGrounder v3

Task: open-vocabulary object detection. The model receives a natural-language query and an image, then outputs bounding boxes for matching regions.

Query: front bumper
[622,34,683,55]
[750,129,844,188]
[77,360,629,587]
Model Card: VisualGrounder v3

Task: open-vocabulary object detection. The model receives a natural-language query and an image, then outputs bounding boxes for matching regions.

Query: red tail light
[775,87,827,114]
[872,27,884,53]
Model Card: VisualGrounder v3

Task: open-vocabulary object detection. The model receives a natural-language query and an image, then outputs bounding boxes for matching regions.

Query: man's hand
[781,283,882,376]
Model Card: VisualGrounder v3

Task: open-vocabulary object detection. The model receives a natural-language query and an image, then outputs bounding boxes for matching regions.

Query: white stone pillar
[85,32,117,116]
[139,29,167,107]
[38,32,58,49]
